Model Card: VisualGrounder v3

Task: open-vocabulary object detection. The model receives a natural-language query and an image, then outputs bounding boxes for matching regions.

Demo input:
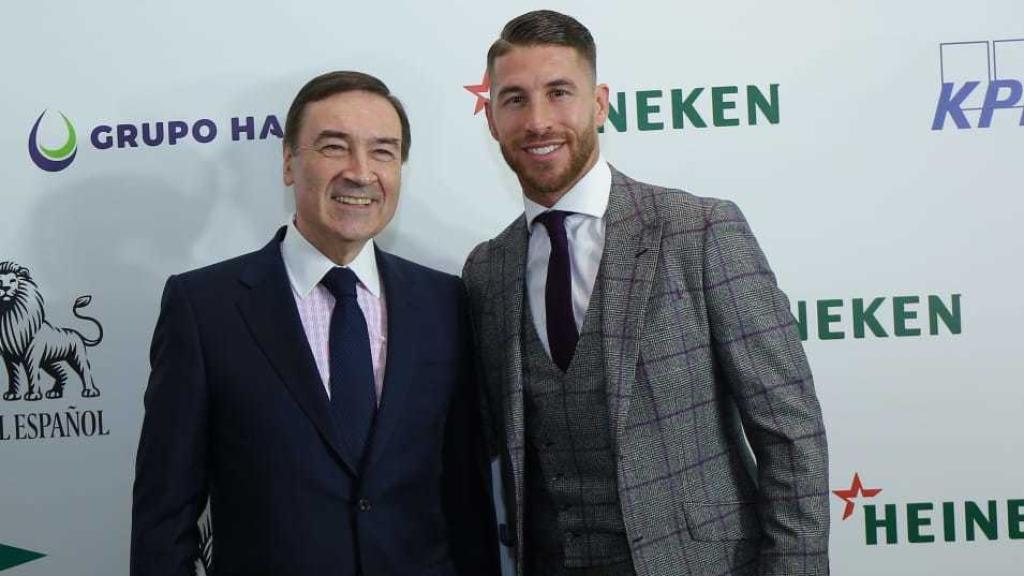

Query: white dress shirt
[523,158,611,357]
[279,219,387,402]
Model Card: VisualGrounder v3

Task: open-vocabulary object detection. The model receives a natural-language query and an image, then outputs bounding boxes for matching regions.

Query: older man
[132,71,495,576]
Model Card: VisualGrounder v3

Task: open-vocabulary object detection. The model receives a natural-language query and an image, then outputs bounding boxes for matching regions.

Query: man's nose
[341,148,376,186]
[524,100,554,136]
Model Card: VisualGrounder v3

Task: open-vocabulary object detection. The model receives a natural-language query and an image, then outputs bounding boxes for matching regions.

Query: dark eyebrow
[546,78,577,90]
[313,130,349,143]
[313,131,399,149]
[495,77,578,101]
[371,137,401,149]
[495,85,525,101]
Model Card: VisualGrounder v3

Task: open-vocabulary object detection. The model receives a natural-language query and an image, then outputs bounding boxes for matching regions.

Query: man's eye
[503,95,525,107]
[372,149,396,161]
[551,89,570,98]
[319,144,347,155]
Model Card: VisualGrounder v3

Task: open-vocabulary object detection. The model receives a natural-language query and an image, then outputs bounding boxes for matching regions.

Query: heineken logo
[462,69,781,131]
[601,84,780,132]
[833,473,1024,545]
[833,472,882,520]
[794,294,962,341]
[463,71,490,115]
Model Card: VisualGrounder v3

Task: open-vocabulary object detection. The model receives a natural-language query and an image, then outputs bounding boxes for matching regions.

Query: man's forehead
[490,45,591,88]
[301,91,401,136]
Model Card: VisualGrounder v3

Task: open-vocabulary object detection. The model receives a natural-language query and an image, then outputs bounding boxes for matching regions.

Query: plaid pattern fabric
[463,166,830,576]
[521,273,632,571]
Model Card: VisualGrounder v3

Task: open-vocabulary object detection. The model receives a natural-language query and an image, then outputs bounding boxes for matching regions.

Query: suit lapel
[496,221,528,456]
[491,218,529,554]
[236,228,358,475]
[362,248,419,472]
[600,167,662,448]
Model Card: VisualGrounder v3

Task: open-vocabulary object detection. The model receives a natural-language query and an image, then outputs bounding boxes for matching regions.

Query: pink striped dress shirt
[280,221,387,403]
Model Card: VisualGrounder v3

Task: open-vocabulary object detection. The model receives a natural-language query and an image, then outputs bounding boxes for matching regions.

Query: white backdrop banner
[2,1,1022,574]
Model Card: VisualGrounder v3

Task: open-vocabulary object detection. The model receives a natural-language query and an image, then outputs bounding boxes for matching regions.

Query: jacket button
[498,523,517,546]
[357,498,371,512]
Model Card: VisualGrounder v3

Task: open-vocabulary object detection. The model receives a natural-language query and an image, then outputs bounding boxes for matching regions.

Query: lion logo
[0,261,104,401]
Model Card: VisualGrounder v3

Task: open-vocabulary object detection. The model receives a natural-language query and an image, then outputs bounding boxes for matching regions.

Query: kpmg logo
[27,109,284,172]
[28,110,78,172]
[933,38,1024,130]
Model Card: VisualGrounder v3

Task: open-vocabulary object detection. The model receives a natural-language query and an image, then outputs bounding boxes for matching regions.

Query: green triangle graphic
[0,544,45,571]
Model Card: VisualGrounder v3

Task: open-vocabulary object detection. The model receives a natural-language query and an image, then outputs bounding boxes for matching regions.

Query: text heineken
[600,84,780,132]
[794,294,962,341]
[864,500,1024,545]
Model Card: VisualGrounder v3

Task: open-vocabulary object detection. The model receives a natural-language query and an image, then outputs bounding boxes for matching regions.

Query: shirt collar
[280,218,381,299]
[523,156,611,230]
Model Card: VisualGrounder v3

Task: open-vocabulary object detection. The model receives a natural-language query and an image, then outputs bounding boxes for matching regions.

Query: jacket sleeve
[701,200,830,575]
[130,275,209,576]
[463,243,503,459]
[441,279,500,576]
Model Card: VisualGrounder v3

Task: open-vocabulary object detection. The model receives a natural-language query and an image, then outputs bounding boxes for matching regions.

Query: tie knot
[534,210,573,235]
[321,267,359,299]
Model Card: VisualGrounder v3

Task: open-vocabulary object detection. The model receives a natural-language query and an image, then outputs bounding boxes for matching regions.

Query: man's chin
[508,149,596,200]
[503,150,561,187]
[517,169,575,198]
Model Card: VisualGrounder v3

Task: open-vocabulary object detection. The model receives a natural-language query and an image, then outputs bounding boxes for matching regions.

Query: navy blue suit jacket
[131,229,496,576]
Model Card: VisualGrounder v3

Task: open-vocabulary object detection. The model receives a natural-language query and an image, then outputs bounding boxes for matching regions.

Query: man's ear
[283,143,295,187]
[594,83,610,127]
[485,100,500,141]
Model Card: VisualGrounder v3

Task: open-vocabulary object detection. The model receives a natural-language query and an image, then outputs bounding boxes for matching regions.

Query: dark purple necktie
[321,267,376,465]
[535,210,578,372]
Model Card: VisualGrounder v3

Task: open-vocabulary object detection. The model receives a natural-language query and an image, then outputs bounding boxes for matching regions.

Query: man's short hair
[486,10,597,80]
[283,70,411,162]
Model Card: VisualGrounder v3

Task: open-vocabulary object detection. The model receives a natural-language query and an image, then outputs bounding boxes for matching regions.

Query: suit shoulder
[462,215,523,280]
[634,177,725,215]
[170,245,267,292]
[614,167,739,226]
[463,239,491,273]
[493,214,526,244]
[380,251,460,291]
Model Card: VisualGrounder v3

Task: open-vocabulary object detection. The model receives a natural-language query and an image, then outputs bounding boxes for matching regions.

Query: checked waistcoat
[521,268,635,575]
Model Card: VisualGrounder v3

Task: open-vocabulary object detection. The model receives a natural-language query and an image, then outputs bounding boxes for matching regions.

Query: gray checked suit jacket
[462,166,830,576]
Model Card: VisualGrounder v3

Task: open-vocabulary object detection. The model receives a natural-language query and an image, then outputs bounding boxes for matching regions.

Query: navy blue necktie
[535,210,578,372]
[321,267,376,465]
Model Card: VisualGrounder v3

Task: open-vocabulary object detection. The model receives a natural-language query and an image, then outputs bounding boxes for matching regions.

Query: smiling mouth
[331,194,373,206]
[525,143,563,156]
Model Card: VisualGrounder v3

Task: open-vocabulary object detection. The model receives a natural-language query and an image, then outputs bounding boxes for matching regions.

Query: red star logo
[463,71,490,115]
[832,473,882,520]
